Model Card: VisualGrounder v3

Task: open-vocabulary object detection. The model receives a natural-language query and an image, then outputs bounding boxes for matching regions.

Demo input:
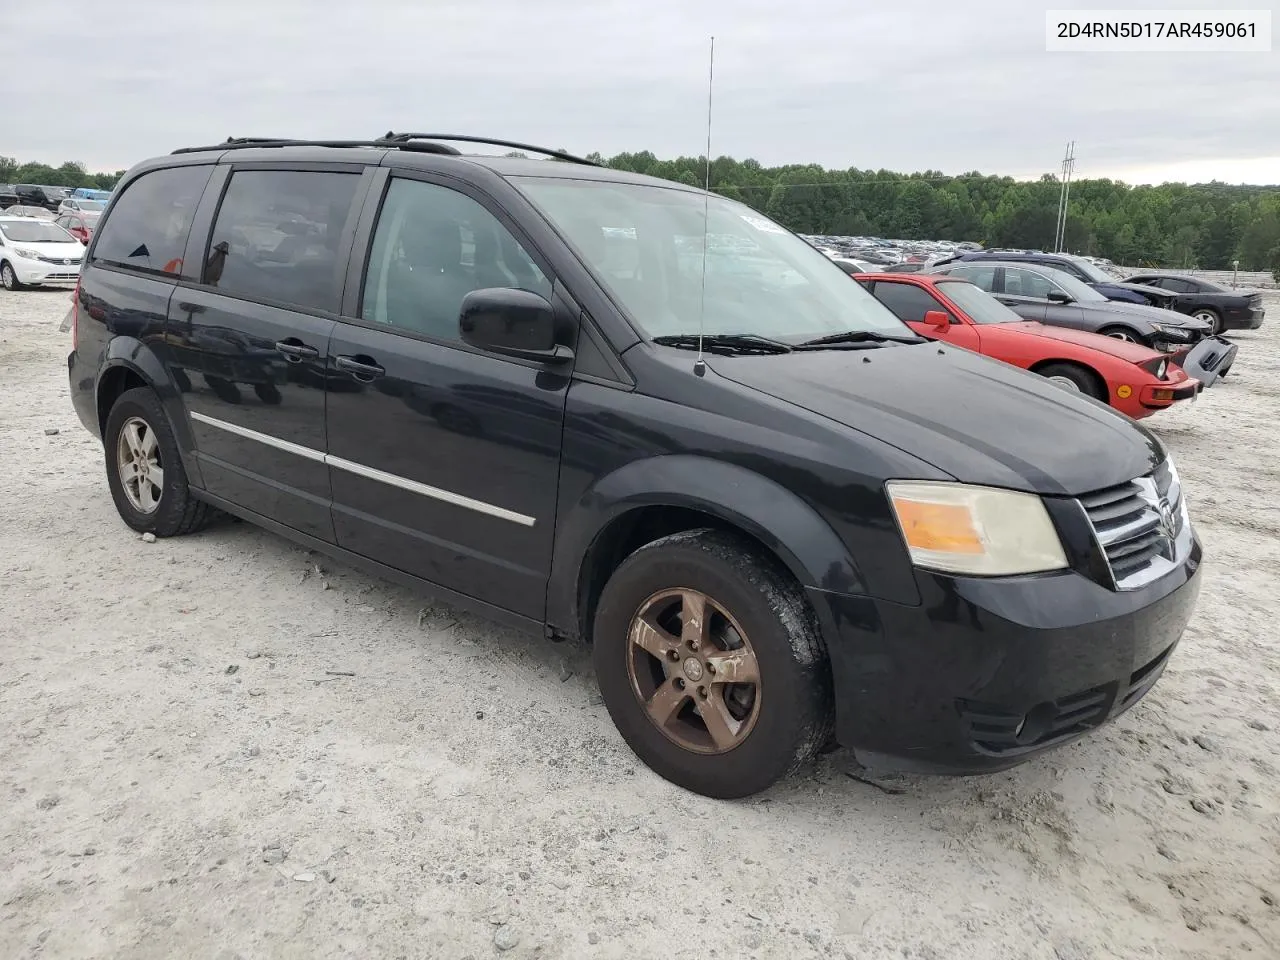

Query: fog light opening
[1014,702,1058,745]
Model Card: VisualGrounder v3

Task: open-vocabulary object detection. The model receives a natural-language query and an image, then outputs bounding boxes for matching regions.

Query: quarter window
[93,165,213,275]
[361,178,552,343]
[1002,268,1054,299]
[204,170,360,313]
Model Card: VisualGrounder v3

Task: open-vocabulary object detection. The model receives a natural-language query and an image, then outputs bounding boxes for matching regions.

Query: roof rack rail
[379,133,598,166]
[171,134,598,166]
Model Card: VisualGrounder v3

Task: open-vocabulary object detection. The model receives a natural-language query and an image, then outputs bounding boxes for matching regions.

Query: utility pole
[1054,141,1076,253]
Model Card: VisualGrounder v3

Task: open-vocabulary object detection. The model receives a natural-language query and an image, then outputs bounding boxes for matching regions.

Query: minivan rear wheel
[592,528,832,798]
[104,387,217,537]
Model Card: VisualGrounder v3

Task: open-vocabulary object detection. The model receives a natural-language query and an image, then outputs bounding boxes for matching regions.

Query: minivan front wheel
[592,528,832,798]
[104,387,216,537]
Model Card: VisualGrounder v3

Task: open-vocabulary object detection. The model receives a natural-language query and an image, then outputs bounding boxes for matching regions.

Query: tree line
[6,152,1280,274]
[583,151,1280,274]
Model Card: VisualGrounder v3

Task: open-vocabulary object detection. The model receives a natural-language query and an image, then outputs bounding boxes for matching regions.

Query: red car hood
[1005,321,1161,364]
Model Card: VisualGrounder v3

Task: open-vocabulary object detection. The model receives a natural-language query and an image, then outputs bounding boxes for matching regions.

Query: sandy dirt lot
[2,288,1277,960]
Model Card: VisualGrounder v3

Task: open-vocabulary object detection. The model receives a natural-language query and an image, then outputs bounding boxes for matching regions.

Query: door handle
[275,339,320,361]
[176,302,206,314]
[335,354,385,381]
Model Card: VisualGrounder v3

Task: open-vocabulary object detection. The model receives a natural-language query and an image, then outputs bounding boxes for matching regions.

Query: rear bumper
[812,534,1203,774]
[1223,309,1264,330]
[68,350,100,438]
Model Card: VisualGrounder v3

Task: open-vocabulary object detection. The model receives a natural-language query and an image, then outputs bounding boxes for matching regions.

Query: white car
[58,198,106,216]
[0,215,84,289]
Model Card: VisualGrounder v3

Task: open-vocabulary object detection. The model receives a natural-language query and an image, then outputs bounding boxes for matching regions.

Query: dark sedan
[929,260,1213,351]
[1120,272,1266,335]
[931,249,1172,305]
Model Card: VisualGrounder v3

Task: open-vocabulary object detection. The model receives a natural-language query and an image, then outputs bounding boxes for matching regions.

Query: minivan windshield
[0,220,79,243]
[1066,257,1115,285]
[513,177,911,342]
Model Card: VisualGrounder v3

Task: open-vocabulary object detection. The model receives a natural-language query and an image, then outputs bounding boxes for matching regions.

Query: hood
[1007,321,1162,363]
[707,343,1165,496]
[1084,298,1211,330]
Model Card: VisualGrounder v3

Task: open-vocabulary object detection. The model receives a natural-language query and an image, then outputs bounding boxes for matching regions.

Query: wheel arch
[546,455,869,644]
[96,338,203,486]
[1028,357,1109,402]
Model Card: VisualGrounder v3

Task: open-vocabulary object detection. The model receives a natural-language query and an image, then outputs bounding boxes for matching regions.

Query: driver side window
[361,178,553,343]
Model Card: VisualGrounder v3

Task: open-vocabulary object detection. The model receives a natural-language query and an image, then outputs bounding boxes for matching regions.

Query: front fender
[546,454,871,639]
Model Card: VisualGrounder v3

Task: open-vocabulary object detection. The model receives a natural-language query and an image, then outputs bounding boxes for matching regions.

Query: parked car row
[63,133,1205,799]
[0,183,111,213]
[932,249,1266,335]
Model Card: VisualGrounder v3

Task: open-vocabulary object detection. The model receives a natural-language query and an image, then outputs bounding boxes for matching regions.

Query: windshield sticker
[739,214,787,234]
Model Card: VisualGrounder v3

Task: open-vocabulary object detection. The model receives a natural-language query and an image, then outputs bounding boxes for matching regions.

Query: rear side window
[872,281,946,322]
[203,170,360,313]
[93,165,212,275]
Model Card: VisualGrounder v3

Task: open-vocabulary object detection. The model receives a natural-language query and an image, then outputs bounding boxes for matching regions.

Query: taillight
[71,278,80,349]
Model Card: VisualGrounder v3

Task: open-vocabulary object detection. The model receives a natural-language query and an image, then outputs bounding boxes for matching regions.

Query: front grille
[959,683,1114,756]
[1079,460,1183,589]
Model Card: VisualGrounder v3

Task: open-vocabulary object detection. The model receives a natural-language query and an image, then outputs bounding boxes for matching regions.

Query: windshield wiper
[652,333,793,355]
[794,330,924,349]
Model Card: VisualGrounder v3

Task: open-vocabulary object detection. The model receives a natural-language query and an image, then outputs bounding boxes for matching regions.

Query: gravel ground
[1,288,1278,960]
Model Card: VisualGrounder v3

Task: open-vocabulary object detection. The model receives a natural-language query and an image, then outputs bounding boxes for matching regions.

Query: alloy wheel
[1,264,15,290]
[1106,330,1138,342]
[116,416,164,514]
[1047,375,1081,392]
[625,588,762,754]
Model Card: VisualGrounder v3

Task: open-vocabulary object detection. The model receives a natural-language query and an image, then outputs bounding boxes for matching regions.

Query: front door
[325,174,570,619]
[170,165,367,542]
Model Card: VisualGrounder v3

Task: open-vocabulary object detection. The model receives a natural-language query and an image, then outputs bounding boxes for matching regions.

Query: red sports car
[857,273,1201,420]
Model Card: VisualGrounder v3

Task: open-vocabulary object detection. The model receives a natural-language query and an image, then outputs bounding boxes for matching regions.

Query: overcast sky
[9,0,1278,184]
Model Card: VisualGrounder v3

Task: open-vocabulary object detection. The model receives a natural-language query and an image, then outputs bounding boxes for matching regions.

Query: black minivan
[67,135,1202,798]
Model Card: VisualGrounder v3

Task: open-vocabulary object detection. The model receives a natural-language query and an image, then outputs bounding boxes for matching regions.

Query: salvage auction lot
[2,290,1277,959]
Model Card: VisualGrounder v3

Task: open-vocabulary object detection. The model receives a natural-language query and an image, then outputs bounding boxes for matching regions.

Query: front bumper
[812,533,1202,774]
[13,256,81,285]
[1171,335,1238,387]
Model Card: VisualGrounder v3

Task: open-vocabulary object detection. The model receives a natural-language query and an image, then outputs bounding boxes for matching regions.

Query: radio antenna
[694,35,715,377]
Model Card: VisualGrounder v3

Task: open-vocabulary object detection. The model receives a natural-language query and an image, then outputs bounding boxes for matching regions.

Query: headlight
[1156,358,1168,380]
[13,247,40,260]
[886,480,1068,576]
[1150,323,1190,339]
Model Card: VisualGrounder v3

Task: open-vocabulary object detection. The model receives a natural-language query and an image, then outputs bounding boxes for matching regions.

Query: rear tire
[104,387,217,537]
[1037,362,1105,401]
[592,528,832,799]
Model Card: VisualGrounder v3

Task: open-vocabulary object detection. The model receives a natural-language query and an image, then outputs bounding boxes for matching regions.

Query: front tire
[1100,326,1141,344]
[104,387,216,537]
[1037,362,1105,401]
[592,528,832,799]
[1,261,24,291]
[1192,308,1222,336]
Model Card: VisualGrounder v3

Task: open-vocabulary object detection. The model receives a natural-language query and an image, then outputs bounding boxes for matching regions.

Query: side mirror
[459,288,573,364]
[1046,291,1073,304]
[923,309,951,328]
